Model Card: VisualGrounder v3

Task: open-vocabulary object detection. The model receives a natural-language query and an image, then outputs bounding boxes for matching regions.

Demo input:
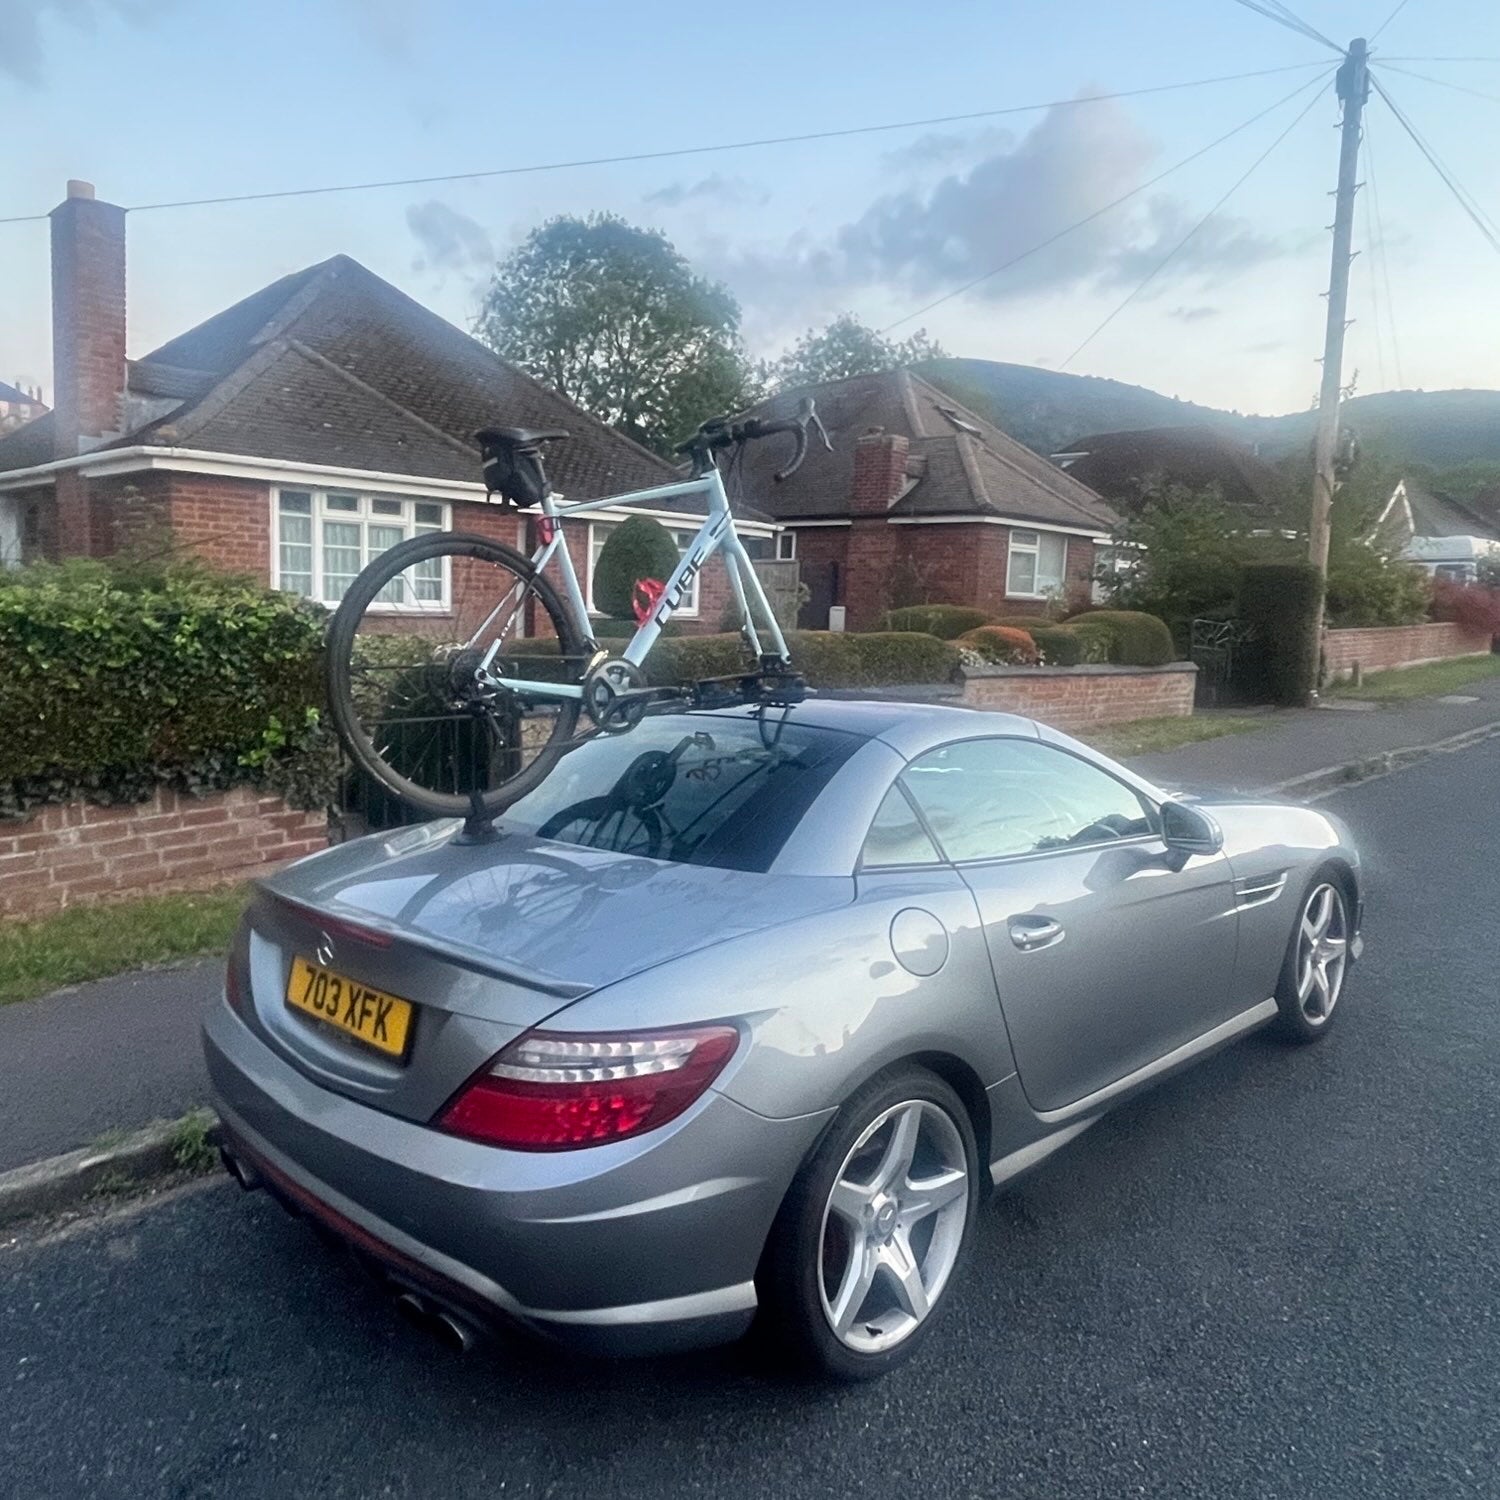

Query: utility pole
[1306,37,1370,699]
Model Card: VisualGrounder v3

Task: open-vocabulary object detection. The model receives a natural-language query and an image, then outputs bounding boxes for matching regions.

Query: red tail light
[435,1026,738,1151]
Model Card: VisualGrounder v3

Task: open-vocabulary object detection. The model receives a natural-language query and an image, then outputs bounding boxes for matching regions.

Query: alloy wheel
[1295,882,1349,1025]
[817,1099,970,1355]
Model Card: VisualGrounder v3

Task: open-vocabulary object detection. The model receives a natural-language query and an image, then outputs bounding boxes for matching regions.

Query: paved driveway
[3,745,1497,1499]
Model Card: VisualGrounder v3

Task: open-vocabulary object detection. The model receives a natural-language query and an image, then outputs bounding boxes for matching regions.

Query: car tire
[756,1066,980,1382]
[1272,868,1354,1044]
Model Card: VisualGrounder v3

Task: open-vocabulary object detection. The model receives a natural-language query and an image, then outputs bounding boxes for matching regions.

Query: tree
[770,313,947,390]
[475,214,757,456]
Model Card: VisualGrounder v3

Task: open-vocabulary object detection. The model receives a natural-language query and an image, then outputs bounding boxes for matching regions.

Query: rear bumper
[203,997,829,1357]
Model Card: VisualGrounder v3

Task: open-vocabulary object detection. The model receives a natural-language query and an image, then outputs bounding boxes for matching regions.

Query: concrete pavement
[3,743,1498,1498]
[0,960,215,1173]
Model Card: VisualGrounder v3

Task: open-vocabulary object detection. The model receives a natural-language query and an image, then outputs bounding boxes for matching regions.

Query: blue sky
[2,0,1497,416]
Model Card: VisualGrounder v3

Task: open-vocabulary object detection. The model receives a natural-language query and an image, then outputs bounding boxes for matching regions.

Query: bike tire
[326,530,587,820]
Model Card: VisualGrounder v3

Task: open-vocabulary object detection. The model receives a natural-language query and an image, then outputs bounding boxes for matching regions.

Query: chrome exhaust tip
[430,1309,479,1354]
[219,1145,262,1193]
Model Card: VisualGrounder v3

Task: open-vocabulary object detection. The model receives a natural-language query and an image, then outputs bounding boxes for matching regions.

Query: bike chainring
[583,657,649,732]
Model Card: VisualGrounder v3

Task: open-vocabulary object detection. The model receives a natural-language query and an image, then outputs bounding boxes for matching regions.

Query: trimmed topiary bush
[592,516,681,620]
[1062,609,1174,666]
[1237,561,1324,704]
[993,614,1056,632]
[1028,623,1109,666]
[876,604,993,640]
[959,625,1039,665]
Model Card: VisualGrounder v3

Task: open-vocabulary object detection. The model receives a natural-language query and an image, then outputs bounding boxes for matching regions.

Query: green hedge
[1062,609,1175,666]
[876,604,992,640]
[1028,624,1110,666]
[1238,562,1324,705]
[646,630,958,689]
[0,560,329,815]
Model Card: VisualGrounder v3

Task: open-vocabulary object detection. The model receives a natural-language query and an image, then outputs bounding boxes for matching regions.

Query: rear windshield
[498,715,860,872]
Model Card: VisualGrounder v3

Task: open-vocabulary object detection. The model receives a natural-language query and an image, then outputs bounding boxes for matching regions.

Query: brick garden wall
[961,663,1198,730]
[1323,622,1492,680]
[0,787,327,923]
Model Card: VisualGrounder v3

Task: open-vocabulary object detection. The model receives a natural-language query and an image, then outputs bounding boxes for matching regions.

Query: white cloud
[0,0,172,85]
[406,200,495,277]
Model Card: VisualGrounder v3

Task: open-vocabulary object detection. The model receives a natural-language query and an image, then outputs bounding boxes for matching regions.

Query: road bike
[326,399,829,819]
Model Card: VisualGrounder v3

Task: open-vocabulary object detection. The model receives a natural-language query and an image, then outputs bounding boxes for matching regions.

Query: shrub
[958,625,1039,665]
[993,614,1056,632]
[0,559,328,815]
[1062,619,1119,664]
[590,615,687,640]
[845,631,960,684]
[592,516,681,620]
[1237,561,1323,705]
[876,604,992,640]
[1429,577,1500,639]
[1324,548,1430,627]
[1029,623,1109,666]
[1061,609,1174,666]
[644,631,958,690]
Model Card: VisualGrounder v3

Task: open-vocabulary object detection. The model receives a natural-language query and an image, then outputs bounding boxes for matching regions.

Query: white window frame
[272,487,451,611]
[1006,528,1069,600]
[776,530,797,561]
[585,519,701,617]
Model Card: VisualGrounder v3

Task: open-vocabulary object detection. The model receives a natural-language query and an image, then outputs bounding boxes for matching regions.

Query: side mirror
[1160,800,1224,856]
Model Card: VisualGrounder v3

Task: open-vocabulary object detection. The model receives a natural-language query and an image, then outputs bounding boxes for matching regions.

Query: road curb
[1265,718,1500,801]
[0,1113,221,1228]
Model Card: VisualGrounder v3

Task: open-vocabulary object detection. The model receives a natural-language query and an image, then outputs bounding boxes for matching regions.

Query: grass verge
[0,885,248,1007]
[1079,715,1267,758]
[1328,653,1500,702]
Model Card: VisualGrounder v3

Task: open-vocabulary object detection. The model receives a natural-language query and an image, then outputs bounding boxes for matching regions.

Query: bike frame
[477,466,791,701]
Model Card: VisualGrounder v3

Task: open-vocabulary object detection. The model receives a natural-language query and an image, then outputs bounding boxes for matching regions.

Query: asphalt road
[4,744,1499,1500]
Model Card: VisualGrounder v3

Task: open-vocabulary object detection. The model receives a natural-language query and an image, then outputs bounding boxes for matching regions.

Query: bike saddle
[474,425,569,451]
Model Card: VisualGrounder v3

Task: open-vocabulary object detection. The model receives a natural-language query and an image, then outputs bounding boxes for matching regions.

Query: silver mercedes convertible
[205,699,1363,1380]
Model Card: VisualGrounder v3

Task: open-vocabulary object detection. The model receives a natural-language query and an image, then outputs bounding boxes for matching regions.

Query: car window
[498,715,861,873]
[899,738,1155,863]
[861,784,943,868]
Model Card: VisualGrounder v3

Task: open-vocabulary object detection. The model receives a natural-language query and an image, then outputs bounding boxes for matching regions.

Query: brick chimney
[849,428,910,515]
[844,429,911,629]
[51,180,127,458]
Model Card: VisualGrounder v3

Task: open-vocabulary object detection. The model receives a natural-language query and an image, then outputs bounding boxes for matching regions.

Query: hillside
[920,358,1500,470]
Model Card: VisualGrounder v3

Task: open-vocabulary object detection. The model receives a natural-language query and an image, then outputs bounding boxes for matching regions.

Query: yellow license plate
[285,955,414,1059]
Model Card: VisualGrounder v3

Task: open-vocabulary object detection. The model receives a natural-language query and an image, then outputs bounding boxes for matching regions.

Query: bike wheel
[327,531,588,819]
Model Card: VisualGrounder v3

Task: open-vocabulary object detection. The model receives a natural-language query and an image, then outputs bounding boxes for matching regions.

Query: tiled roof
[4,255,760,518]
[0,381,45,407]
[730,369,1116,532]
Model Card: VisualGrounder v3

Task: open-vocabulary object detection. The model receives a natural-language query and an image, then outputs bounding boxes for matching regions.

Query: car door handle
[1008,916,1064,951]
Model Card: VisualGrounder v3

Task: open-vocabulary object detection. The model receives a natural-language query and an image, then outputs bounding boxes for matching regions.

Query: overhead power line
[1059,80,1331,368]
[1371,0,1413,43]
[1370,74,1500,255]
[1226,0,1343,53]
[1379,62,1500,105]
[881,70,1333,333]
[0,62,1330,228]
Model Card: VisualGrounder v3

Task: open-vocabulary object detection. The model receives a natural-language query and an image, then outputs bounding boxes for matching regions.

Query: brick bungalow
[733,370,1119,630]
[0,181,776,630]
